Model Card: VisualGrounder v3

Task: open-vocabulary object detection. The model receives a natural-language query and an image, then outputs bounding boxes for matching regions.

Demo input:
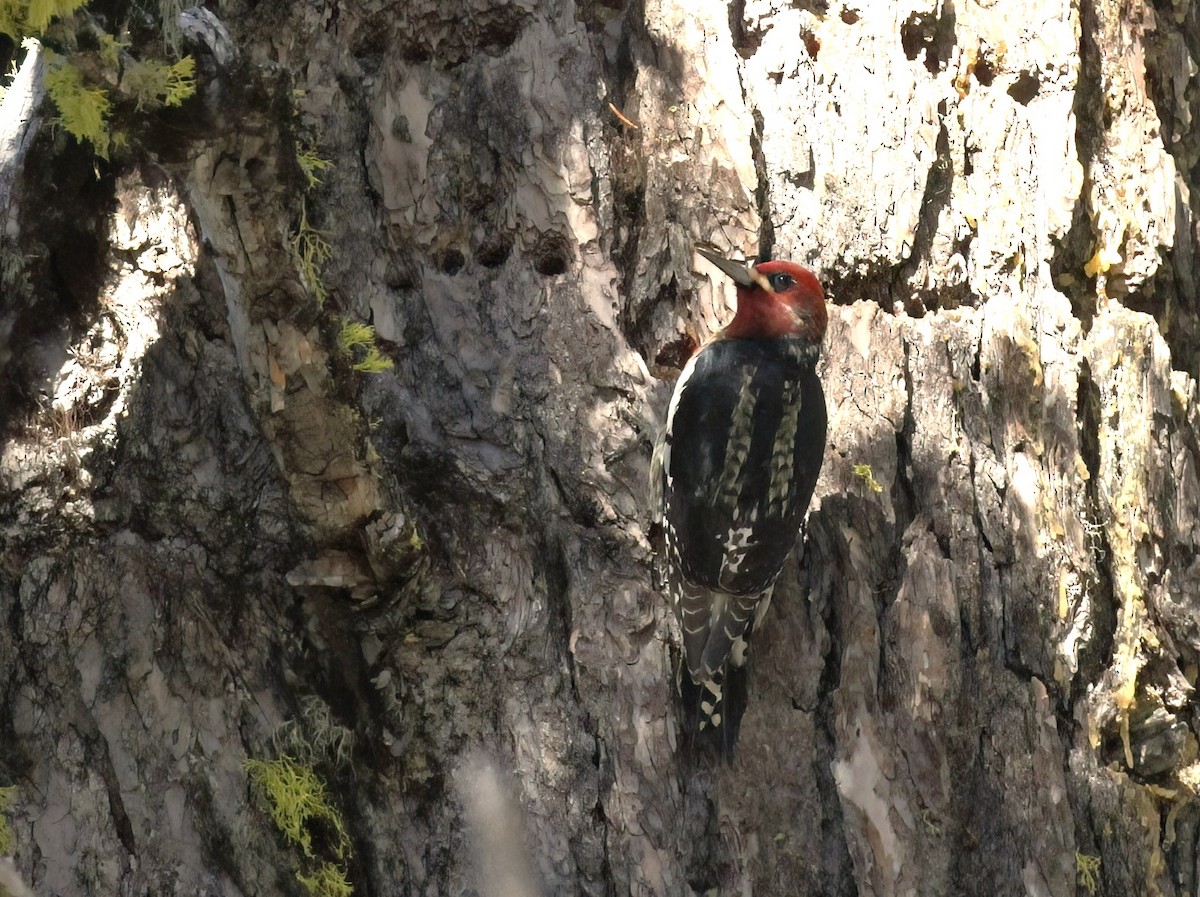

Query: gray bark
[1,1,1198,896]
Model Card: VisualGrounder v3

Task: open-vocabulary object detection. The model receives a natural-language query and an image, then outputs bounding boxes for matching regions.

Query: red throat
[722,261,827,342]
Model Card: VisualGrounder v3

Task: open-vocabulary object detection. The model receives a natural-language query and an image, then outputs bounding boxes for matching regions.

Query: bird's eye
[768,273,795,291]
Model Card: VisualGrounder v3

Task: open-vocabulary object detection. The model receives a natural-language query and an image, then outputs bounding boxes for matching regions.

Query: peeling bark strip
[0,1,1198,896]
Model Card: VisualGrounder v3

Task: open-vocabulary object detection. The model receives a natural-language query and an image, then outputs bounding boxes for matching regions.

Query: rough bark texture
[1,1,1198,896]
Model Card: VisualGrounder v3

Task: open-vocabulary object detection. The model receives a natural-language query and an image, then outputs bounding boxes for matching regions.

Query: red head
[697,248,827,343]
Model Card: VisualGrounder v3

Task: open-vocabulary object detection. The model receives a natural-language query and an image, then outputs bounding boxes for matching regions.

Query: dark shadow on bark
[0,137,115,435]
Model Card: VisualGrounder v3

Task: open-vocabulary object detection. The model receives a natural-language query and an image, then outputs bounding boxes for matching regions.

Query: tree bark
[1,1,1198,896]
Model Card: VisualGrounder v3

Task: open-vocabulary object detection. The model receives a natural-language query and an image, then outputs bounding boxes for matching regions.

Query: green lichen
[158,0,185,56]
[291,199,332,306]
[297,143,333,190]
[337,320,393,374]
[0,0,86,38]
[244,757,349,861]
[296,863,353,897]
[122,55,196,110]
[43,55,111,157]
[0,784,17,854]
[97,30,125,67]
[337,320,376,355]
[352,346,394,374]
[852,463,884,494]
[1075,852,1101,895]
[245,757,353,897]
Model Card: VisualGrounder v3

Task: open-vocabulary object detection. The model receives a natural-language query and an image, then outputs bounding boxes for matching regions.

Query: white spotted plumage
[719,525,755,580]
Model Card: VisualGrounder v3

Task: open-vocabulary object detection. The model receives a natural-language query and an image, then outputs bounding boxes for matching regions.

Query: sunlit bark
[1,1,1197,895]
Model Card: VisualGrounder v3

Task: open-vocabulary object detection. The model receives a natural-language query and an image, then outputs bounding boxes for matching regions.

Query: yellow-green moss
[244,757,349,861]
[291,199,332,305]
[337,321,375,355]
[43,55,111,157]
[0,0,86,38]
[851,463,884,494]
[122,55,196,110]
[1075,852,1101,895]
[296,862,353,897]
[0,784,17,854]
[351,346,393,374]
[297,143,333,190]
[245,757,354,895]
[337,320,394,374]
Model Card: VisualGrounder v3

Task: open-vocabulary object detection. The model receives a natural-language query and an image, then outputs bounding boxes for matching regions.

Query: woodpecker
[650,246,828,758]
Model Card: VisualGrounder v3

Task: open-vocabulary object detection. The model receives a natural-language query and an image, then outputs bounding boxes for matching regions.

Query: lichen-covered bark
[0,1,1197,896]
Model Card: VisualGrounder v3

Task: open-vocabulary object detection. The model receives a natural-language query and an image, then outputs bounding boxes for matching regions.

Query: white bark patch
[367,70,438,239]
[0,39,46,235]
[832,715,903,887]
[1,176,195,510]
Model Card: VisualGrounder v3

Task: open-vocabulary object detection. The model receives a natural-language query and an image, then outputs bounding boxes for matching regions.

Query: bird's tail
[675,583,774,762]
[679,660,750,763]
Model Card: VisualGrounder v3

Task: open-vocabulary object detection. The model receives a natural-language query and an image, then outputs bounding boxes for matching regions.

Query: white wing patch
[659,354,699,497]
[664,354,700,436]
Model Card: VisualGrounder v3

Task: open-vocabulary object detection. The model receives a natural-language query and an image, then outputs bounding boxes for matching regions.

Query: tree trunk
[1,1,1198,895]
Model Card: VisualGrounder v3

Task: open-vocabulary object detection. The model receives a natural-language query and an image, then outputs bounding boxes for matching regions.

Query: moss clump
[0,0,86,37]
[43,55,111,157]
[297,143,333,190]
[245,757,354,896]
[0,784,17,854]
[3,3,197,160]
[851,463,884,494]
[1075,852,1101,895]
[244,757,349,861]
[296,862,353,897]
[272,695,356,771]
[122,54,196,110]
[337,320,394,374]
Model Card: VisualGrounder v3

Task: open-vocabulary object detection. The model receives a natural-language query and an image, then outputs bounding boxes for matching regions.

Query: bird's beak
[695,246,774,293]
